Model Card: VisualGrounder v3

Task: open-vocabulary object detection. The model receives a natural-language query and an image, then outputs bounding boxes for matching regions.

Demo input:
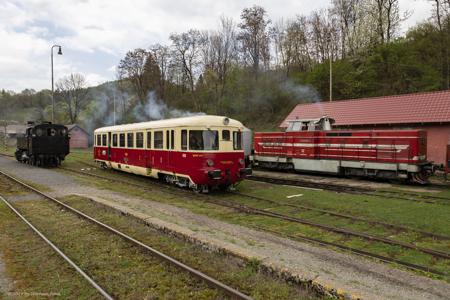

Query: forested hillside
[1,1,449,133]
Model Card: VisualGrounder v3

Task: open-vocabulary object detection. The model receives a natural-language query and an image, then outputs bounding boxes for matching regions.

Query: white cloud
[0,0,434,92]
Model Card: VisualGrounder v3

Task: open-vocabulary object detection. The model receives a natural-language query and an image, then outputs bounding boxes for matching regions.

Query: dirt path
[1,156,449,300]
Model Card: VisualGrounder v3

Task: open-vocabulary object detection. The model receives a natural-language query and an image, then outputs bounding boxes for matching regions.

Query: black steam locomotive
[15,122,70,167]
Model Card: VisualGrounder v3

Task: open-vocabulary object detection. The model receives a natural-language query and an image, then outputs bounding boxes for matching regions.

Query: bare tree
[169,29,207,95]
[202,17,238,111]
[271,17,312,74]
[149,44,170,99]
[117,48,151,104]
[56,73,89,124]
[430,0,450,89]
[238,5,271,76]
[371,0,407,44]
[309,10,340,63]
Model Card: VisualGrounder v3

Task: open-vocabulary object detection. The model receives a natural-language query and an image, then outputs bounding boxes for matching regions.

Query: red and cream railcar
[252,117,432,183]
[94,116,252,192]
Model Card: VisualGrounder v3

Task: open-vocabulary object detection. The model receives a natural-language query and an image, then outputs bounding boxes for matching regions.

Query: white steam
[134,91,204,121]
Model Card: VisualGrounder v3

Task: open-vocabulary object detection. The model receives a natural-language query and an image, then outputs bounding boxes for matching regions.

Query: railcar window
[102,134,107,146]
[60,128,67,136]
[222,130,230,141]
[147,132,152,149]
[97,134,101,146]
[165,131,169,150]
[181,130,187,150]
[112,134,118,147]
[154,131,163,149]
[127,133,134,148]
[171,130,174,149]
[189,130,219,150]
[136,132,144,148]
[119,133,125,147]
[233,131,242,150]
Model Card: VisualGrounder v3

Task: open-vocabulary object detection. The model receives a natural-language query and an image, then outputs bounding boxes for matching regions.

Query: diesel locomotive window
[97,134,101,146]
[222,130,230,141]
[119,133,125,147]
[147,132,152,149]
[102,134,107,146]
[112,134,118,147]
[127,133,134,148]
[154,131,163,149]
[181,130,187,150]
[189,130,219,151]
[136,132,144,148]
[233,131,242,150]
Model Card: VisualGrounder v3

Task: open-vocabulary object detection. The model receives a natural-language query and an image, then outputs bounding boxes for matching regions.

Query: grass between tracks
[0,177,319,300]
[59,152,450,280]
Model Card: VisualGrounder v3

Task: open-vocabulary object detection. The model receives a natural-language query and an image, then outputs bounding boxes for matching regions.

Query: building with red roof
[281,90,450,166]
[66,124,89,149]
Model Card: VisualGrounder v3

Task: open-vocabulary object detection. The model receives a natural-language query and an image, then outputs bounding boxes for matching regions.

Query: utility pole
[51,45,63,123]
[329,54,333,102]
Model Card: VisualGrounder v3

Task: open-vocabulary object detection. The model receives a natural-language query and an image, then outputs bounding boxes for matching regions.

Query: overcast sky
[0,0,434,92]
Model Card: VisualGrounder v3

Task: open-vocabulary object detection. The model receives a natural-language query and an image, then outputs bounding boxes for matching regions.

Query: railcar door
[165,129,175,171]
[107,132,111,160]
[145,131,153,172]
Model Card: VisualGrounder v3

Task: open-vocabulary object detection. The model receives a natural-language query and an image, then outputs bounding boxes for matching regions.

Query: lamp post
[51,45,63,123]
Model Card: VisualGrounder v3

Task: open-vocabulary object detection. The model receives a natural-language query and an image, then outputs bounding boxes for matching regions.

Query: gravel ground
[252,170,442,193]
[0,156,449,300]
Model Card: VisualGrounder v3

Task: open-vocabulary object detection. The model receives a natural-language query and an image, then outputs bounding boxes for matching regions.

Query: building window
[136,132,144,148]
[147,132,152,149]
[112,134,118,147]
[127,133,134,148]
[233,131,242,150]
[119,133,125,147]
[96,134,101,146]
[154,131,163,149]
[181,130,187,150]
[222,130,230,141]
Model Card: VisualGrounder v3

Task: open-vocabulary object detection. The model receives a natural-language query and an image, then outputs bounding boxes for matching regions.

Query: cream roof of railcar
[94,115,244,133]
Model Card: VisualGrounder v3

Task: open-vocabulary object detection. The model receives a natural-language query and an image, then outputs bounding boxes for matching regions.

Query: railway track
[248,174,450,204]
[230,191,450,241]
[0,169,253,300]
[0,194,114,300]
[56,166,449,277]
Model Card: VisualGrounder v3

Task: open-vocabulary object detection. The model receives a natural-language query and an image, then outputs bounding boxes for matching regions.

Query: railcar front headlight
[206,159,214,167]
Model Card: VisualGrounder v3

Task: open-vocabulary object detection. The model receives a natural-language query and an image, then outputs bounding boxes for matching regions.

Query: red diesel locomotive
[252,117,433,184]
[94,115,252,192]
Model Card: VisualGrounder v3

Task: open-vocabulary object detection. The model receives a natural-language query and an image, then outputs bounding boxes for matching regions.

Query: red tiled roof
[280,90,450,127]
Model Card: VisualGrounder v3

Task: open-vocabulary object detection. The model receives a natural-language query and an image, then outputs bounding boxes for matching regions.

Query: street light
[51,45,62,123]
